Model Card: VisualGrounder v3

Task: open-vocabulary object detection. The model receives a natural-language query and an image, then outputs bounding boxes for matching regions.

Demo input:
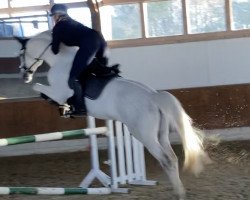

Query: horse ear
[14,36,29,49]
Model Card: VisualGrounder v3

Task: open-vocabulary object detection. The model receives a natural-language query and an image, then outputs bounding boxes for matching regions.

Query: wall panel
[0,84,249,138]
[170,84,250,129]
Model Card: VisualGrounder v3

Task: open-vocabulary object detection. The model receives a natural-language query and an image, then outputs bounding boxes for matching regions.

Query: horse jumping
[16,31,210,200]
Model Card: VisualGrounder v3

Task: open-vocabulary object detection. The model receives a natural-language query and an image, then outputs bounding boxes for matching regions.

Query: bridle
[19,43,51,74]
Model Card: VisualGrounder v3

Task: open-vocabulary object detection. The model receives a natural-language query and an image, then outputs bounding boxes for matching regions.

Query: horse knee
[145,142,164,161]
[160,152,178,170]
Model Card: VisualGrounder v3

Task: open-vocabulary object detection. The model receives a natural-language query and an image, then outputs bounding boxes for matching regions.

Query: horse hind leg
[126,103,185,199]
[160,130,186,200]
[162,121,186,199]
[145,122,185,200]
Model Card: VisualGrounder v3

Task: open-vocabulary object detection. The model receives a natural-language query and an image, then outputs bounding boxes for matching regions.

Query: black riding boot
[69,79,87,117]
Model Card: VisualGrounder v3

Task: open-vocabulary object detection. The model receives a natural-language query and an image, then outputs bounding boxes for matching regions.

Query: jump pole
[0,127,107,146]
[0,187,111,195]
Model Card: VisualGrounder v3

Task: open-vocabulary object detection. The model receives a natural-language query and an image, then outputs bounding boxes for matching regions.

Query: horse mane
[33,30,52,42]
[27,30,77,65]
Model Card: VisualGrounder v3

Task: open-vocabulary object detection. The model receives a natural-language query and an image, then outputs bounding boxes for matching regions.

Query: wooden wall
[170,84,250,129]
[0,58,49,73]
[0,83,249,138]
[0,58,20,73]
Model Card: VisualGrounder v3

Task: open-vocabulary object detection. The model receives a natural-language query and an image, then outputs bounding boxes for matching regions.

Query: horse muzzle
[23,71,33,83]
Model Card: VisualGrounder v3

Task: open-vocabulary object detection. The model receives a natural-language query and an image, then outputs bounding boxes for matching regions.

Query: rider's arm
[51,26,60,55]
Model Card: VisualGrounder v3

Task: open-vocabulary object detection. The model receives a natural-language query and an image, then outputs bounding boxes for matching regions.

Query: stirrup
[59,104,71,118]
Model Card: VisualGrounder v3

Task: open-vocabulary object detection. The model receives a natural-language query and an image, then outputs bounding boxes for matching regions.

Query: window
[144,0,183,37]
[0,1,92,38]
[54,0,85,3]
[11,11,47,17]
[1,0,250,46]
[231,0,250,30]
[0,14,10,18]
[0,0,8,8]
[186,0,226,33]
[10,0,50,7]
[0,23,15,37]
[19,17,49,37]
[0,19,22,37]
[100,4,142,40]
[68,7,92,28]
[1,11,49,37]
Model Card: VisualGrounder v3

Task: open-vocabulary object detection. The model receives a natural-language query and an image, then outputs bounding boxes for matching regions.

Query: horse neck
[42,49,57,67]
[42,45,76,68]
[33,31,55,67]
[33,31,76,69]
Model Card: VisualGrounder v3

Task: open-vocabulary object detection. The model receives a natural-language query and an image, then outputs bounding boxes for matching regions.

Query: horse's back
[101,77,157,105]
[108,77,157,96]
[86,77,160,129]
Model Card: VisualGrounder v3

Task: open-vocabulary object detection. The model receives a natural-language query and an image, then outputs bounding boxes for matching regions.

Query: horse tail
[154,91,211,176]
[177,110,211,175]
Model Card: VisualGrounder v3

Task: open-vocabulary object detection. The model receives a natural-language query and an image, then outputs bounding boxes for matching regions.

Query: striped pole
[0,127,107,146]
[0,187,111,195]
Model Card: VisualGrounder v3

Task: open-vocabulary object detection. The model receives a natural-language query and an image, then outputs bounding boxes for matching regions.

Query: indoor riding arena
[0,1,249,200]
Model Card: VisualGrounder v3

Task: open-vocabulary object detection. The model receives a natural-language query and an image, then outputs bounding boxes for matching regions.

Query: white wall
[0,40,20,58]
[1,37,250,90]
[109,37,250,90]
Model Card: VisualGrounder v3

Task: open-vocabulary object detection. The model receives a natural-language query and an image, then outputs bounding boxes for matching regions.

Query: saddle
[81,70,119,100]
[80,60,120,100]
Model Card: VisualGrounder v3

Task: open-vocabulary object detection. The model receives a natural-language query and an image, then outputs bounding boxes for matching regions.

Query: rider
[50,3,109,117]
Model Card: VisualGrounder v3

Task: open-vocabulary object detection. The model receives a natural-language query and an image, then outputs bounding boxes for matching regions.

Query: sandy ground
[0,141,249,200]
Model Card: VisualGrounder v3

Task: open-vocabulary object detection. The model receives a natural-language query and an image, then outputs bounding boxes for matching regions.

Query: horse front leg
[33,83,72,105]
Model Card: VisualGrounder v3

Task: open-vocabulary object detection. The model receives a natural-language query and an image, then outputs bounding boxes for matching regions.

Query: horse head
[15,34,48,83]
[15,36,33,83]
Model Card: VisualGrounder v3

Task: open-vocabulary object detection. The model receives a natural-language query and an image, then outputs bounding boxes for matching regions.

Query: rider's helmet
[50,4,68,16]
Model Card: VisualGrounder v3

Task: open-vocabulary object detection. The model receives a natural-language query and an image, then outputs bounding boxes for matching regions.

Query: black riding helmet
[50,4,68,16]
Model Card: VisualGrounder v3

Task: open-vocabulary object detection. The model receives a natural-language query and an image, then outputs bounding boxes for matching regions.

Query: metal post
[79,116,110,188]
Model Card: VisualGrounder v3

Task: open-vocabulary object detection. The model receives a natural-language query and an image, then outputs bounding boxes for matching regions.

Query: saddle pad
[82,73,118,100]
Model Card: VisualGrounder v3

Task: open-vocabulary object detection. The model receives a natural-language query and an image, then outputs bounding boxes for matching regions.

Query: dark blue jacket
[51,17,95,54]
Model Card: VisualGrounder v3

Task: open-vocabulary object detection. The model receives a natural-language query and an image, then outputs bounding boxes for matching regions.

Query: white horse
[16,30,210,200]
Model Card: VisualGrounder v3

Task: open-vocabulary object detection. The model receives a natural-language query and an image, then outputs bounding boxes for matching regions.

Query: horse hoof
[59,104,71,117]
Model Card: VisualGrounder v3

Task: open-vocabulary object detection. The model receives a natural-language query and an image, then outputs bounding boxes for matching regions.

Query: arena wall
[0,37,249,138]
[0,83,249,138]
